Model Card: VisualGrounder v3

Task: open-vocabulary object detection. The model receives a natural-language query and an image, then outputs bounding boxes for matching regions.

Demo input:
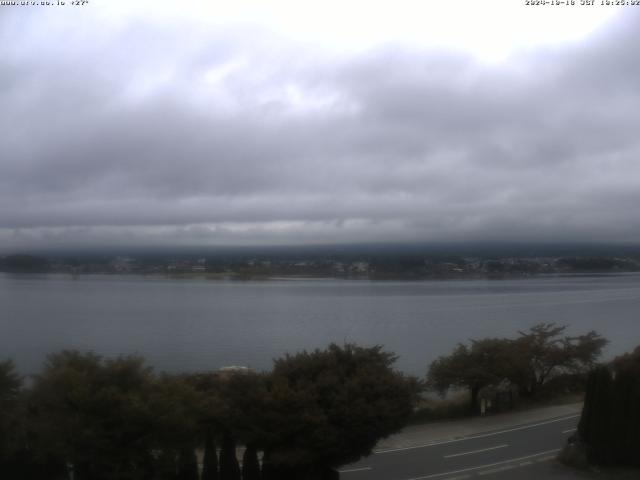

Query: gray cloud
[1,8,640,248]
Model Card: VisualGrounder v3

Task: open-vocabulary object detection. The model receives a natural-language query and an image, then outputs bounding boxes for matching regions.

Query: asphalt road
[339,414,580,480]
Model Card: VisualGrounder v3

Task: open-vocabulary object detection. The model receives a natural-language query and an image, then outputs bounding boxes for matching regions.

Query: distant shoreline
[3,252,640,281]
[3,270,640,282]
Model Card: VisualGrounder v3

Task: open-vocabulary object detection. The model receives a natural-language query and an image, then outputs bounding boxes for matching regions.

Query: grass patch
[409,391,471,424]
[409,390,584,426]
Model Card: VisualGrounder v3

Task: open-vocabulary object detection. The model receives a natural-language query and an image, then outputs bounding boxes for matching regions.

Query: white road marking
[402,448,561,480]
[443,444,508,459]
[478,465,516,475]
[338,466,372,473]
[562,428,577,434]
[535,455,556,463]
[375,415,579,454]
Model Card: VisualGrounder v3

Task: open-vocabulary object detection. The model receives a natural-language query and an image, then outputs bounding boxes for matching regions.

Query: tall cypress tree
[260,452,273,480]
[611,357,640,466]
[577,368,596,440]
[177,446,199,480]
[156,450,178,480]
[578,360,640,466]
[587,366,613,464]
[630,372,640,467]
[219,433,241,480]
[241,445,261,480]
[201,429,219,480]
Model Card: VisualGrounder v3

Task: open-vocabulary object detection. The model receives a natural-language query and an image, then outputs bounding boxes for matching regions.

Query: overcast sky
[1,1,639,250]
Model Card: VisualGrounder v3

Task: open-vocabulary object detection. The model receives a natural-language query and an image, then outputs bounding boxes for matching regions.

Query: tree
[427,338,512,413]
[213,371,269,448]
[0,359,67,480]
[147,373,203,467]
[510,323,607,397]
[257,344,419,478]
[185,370,266,480]
[428,324,607,411]
[577,346,640,467]
[611,346,640,466]
[201,429,219,480]
[578,366,613,464]
[219,433,241,480]
[29,351,159,480]
[241,444,261,480]
[155,449,178,480]
[177,446,198,480]
[0,360,23,472]
[609,363,639,464]
[0,360,21,398]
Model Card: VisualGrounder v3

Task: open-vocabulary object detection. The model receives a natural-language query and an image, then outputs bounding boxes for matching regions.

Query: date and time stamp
[0,1,89,6]
[525,0,640,5]
[2,0,638,7]
[2,0,639,6]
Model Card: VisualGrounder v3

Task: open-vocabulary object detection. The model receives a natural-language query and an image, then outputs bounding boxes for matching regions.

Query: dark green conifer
[586,366,613,464]
[241,445,261,480]
[260,452,273,480]
[177,446,199,480]
[219,433,241,480]
[610,368,634,464]
[156,450,178,480]
[611,349,640,466]
[201,429,219,480]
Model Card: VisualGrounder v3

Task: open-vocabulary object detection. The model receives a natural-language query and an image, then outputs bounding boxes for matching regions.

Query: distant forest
[2,244,640,279]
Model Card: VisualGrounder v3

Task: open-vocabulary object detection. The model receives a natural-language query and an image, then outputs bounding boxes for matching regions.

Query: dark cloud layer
[1,8,640,248]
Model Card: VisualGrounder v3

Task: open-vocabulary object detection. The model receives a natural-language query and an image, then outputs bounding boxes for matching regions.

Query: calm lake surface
[2,273,640,375]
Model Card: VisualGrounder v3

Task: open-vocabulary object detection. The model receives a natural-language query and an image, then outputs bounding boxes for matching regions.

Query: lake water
[2,273,640,376]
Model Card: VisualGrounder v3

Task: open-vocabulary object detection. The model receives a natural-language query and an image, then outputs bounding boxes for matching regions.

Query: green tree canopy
[510,323,607,396]
[427,338,512,413]
[0,360,21,399]
[257,343,419,476]
[0,360,22,462]
[427,323,608,411]
[29,351,159,480]
[612,345,640,374]
[577,345,640,467]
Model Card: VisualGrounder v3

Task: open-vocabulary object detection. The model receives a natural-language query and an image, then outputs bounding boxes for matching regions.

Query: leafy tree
[187,370,267,480]
[147,374,203,460]
[257,344,419,478]
[29,351,159,480]
[428,324,607,411]
[0,360,23,471]
[510,323,607,397]
[214,371,269,446]
[427,338,512,413]
[0,360,21,398]
[0,360,21,444]
[184,371,263,480]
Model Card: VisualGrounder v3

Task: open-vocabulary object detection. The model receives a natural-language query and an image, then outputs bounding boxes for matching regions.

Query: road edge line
[375,414,579,454]
[403,448,561,480]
